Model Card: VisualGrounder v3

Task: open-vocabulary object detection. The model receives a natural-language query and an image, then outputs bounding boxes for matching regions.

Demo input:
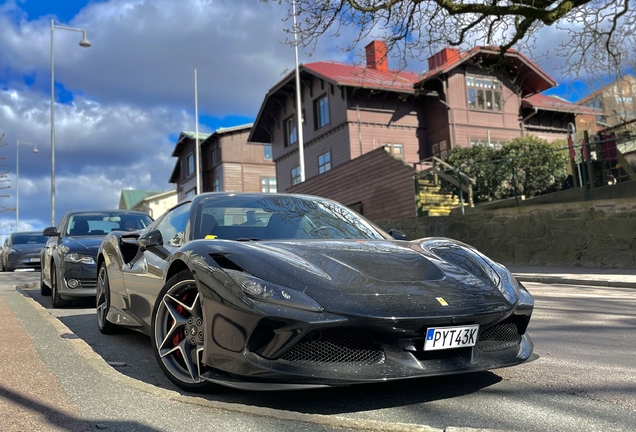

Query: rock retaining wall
[375,197,636,269]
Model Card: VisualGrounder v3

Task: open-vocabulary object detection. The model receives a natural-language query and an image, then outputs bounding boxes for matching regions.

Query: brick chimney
[365,40,388,72]
[427,48,461,70]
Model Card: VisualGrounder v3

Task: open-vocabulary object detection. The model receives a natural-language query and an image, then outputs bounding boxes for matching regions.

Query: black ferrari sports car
[96,192,534,391]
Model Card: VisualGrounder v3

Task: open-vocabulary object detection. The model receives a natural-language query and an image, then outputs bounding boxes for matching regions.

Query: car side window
[155,203,191,247]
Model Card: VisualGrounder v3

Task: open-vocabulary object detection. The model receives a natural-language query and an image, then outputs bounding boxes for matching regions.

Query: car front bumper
[7,253,41,271]
[58,262,98,299]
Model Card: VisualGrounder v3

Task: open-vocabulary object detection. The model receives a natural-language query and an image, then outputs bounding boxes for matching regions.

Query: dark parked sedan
[1,231,47,272]
[40,210,153,308]
[96,192,535,392]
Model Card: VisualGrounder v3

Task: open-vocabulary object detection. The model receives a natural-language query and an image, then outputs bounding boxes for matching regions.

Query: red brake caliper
[171,293,190,352]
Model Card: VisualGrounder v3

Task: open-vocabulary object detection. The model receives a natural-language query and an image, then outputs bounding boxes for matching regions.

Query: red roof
[302,62,421,93]
[522,94,601,115]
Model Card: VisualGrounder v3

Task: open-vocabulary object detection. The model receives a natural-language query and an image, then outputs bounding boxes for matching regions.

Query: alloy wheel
[51,264,70,308]
[152,276,208,390]
[96,263,117,334]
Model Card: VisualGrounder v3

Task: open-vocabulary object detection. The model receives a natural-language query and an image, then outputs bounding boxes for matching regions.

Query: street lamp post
[16,140,39,231]
[51,20,91,227]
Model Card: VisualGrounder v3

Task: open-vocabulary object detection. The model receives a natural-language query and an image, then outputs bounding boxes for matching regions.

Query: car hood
[64,236,104,255]
[12,243,46,254]
[216,239,512,318]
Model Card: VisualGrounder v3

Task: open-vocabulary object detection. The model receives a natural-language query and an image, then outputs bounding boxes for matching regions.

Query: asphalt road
[5,271,636,432]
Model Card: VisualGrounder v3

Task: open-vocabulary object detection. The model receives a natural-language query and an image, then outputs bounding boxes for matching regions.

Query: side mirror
[388,229,408,241]
[42,227,60,237]
[138,229,163,250]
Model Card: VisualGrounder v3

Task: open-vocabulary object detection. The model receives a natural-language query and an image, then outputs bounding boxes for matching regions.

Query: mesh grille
[71,278,97,289]
[477,320,522,352]
[281,329,385,365]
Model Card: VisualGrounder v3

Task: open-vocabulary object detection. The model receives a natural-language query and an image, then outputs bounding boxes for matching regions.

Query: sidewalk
[508,265,636,288]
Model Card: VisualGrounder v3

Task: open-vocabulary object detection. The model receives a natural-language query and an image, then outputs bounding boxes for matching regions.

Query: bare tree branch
[264,0,634,80]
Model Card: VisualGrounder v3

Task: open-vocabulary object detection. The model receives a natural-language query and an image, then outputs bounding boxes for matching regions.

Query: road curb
[513,275,636,288]
[14,284,443,432]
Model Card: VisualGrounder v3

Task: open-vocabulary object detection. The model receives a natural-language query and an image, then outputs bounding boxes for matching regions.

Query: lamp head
[32,148,39,154]
[79,37,91,48]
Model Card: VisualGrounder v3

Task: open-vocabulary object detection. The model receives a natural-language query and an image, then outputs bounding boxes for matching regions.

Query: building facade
[576,75,636,131]
[249,42,599,209]
[118,189,178,219]
[169,125,276,201]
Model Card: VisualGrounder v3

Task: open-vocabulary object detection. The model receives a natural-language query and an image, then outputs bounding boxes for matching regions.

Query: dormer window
[467,76,502,111]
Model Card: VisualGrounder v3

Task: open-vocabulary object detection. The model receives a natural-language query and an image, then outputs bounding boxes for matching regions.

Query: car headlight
[8,248,18,255]
[63,253,95,265]
[225,270,323,312]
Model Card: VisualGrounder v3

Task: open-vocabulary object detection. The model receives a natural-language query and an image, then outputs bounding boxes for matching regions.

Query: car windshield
[195,195,386,241]
[13,234,47,244]
[67,213,153,236]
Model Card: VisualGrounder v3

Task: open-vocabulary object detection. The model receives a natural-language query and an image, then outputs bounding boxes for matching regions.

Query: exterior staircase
[414,157,475,216]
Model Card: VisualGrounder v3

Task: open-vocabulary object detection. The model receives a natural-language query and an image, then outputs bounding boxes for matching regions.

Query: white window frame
[467,76,502,111]
[291,166,302,186]
[318,151,331,174]
[261,177,277,192]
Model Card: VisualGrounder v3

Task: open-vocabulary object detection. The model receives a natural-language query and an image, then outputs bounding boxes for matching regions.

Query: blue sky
[0,0,600,238]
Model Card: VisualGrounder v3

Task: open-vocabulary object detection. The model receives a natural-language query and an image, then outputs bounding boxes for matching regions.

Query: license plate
[424,325,479,351]
[29,258,40,263]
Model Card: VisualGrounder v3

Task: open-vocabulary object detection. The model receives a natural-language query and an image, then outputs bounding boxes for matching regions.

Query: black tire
[40,270,51,296]
[51,263,71,308]
[151,270,212,393]
[96,263,118,334]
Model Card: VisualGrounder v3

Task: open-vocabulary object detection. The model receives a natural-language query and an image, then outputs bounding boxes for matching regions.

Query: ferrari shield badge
[436,297,449,306]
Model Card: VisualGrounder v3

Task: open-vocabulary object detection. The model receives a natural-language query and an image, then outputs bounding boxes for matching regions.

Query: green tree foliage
[444,136,569,203]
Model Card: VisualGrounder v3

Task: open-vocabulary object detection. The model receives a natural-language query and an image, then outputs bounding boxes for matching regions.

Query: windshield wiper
[236,238,261,242]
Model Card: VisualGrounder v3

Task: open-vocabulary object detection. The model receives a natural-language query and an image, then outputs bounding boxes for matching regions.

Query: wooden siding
[221,162,276,193]
[442,67,524,149]
[270,76,349,162]
[276,126,351,191]
[195,127,275,194]
[287,147,417,221]
[219,129,273,164]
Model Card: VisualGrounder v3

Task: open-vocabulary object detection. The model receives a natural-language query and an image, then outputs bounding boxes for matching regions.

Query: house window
[284,116,297,147]
[383,143,404,159]
[186,153,195,176]
[264,144,272,160]
[291,166,302,186]
[470,138,505,150]
[467,76,502,111]
[210,146,219,166]
[431,142,440,156]
[261,177,277,192]
[318,151,331,173]
[185,188,196,198]
[314,94,330,130]
[212,177,220,192]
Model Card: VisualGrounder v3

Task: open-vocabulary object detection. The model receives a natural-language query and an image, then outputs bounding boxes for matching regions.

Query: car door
[122,202,192,328]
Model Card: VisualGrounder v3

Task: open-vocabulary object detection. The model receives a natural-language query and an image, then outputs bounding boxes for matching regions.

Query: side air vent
[209,254,243,272]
